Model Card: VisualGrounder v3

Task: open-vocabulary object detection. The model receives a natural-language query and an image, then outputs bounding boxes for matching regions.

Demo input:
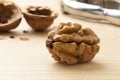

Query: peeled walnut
[0,0,22,31]
[23,6,58,31]
[46,22,100,64]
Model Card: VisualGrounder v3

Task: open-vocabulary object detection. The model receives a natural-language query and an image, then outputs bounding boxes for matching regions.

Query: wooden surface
[0,0,120,80]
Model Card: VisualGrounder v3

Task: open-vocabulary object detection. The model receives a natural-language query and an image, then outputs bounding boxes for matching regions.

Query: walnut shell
[0,0,22,31]
[23,6,58,31]
[46,22,100,64]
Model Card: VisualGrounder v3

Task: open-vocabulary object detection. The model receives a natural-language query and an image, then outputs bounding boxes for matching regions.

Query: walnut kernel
[46,22,100,64]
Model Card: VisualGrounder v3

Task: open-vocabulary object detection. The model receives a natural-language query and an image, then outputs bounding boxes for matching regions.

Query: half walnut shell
[22,6,58,31]
[46,22,100,65]
[0,0,22,31]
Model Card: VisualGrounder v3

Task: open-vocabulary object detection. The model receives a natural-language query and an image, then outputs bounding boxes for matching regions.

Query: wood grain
[0,0,120,80]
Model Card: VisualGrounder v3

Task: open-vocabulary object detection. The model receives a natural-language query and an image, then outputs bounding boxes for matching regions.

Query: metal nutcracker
[61,0,120,26]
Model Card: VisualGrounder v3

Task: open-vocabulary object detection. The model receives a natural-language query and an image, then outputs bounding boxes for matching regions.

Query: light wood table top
[0,0,120,80]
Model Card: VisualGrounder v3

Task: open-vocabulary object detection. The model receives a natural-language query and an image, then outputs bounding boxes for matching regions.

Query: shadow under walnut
[46,22,100,65]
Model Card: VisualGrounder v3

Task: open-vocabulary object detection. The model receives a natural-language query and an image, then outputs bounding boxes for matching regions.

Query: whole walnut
[46,22,100,64]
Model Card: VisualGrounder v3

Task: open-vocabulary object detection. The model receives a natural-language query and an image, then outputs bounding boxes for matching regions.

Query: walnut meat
[46,22,100,64]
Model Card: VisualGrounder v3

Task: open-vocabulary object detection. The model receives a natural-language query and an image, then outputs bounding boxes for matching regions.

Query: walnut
[46,22,100,64]
[0,0,22,31]
[19,36,29,41]
[9,35,15,39]
[22,6,58,31]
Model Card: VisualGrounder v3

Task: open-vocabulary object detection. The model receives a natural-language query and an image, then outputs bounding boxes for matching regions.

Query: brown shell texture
[0,0,22,31]
[46,22,100,64]
[23,6,58,31]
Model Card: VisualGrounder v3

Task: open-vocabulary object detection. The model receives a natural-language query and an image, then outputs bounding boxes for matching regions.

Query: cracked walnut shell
[23,6,58,31]
[46,22,100,64]
[0,0,22,31]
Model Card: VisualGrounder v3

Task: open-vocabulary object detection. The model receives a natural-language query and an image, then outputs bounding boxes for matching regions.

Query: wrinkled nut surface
[0,0,22,31]
[46,22,100,64]
[23,6,58,31]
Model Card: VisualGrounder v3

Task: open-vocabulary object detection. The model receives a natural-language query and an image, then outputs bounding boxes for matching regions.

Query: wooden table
[0,0,120,80]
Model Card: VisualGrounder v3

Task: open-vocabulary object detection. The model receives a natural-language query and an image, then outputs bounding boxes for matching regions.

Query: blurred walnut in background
[23,6,58,31]
[46,22,100,64]
[0,0,22,31]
